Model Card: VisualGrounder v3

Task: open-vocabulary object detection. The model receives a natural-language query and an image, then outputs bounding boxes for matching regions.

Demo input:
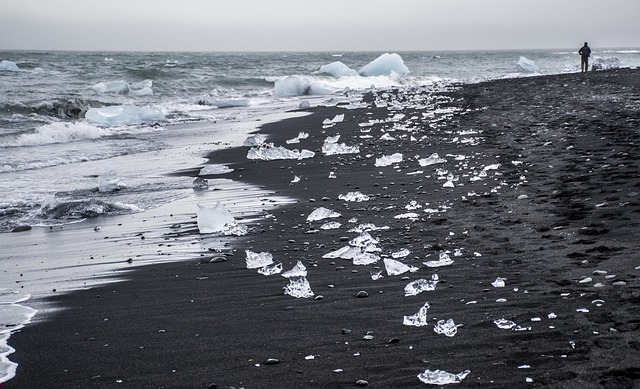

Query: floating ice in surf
[245,250,274,269]
[384,258,418,276]
[90,80,130,94]
[307,207,341,222]
[424,252,454,268]
[0,60,19,72]
[38,196,141,220]
[592,57,621,71]
[319,61,359,77]
[273,76,334,97]
[359,53,410,76]
[196,202,246,235]
[247,143,315,160]
[338,191,370,202]
[284,277,314,298]
[258,262,283,276]
[417,369,470,385]
[491,277,506,288]
[375,153,403,167]
[243,134,267,146]
[404,275,439,296]
[419,153,447,166]
[517,56,539,73]
[403,302,430,327]
[98,174,126,192]
[434,319,460,337]
[282,261,307,278]
[85,105,165,126]
[199,165,234,175]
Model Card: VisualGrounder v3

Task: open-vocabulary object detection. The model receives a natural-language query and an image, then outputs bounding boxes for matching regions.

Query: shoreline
[6,68,640,388]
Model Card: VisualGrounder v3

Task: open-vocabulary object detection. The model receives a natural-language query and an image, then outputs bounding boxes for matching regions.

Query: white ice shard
[0,60,19,72]
[404,275,439,296]
[417,369,470,385]
[258,262,283,276]
[130,87,154,96]
[392,248,411,259]
[491,277,506,288]
[338,191,370,202]
[197,202,234,233]
[517,56,539,73]
[320,221,341,230]
[403,302,430,327]
[273,76,334,97]
[245,250,274,269]
[282,260,307,278]
[319,61,359,77]
[323,114,345,125]
[322,142,360,155]
[199,165,233,175]
[246,143,314,161]
[375,153,403,167]
[307,207,341,222]
[324,134,341,144]
[384,258,418,276]
[243,133,267,146]
[433,319,460,337]
[85,105,165,126]
[286,131,309,144]
[348,223,390,233]
[283,276,314,298]
[418,153,447,166]
[394,212,420,220]
[352,252,380,265]
[359,53,410,76]
[349,231,379,248]
[91,80,130,94]
[424,252,454,268]
[493,318,517,330]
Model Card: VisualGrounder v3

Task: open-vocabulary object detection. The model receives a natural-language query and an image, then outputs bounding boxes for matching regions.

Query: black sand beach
[7,69,640,388]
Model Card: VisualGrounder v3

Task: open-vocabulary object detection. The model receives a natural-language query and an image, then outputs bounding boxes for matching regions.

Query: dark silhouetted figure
[579,42,591,72]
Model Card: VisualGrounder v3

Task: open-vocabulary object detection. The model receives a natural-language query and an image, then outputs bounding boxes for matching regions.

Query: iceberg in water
[85,105,165,126]
[517,56,539,73]
[197,202,247,235]
[319,61,359,77]
[0,60,20,72]
[91,80,130,94]
[273,76,335,97]
[359,53,410,76]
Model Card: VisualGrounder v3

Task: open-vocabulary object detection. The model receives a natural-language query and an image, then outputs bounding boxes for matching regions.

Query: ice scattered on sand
[322,138,360,155]
[291,175,301,183]
[375,153,403,167]
[339,191,370,202]
[243,133,267,146]
[392,248,411,259]
[348,223,389,233]
[404,275,439,296]
[286,132,309,144]
[403,302,430,327]
[258,262,283,276]
[284,277,314,298]
[282,261,307,278]
[323,114,345,126]
[320,221,341,230]
[245,250,274,269]
[424,252,454,268]
[395,212,420,220]
[197,202,247,235]
[419,153,447,166]
[384,258,419,276]
[417,369,471,385]
[491,277,506,288]
[433,319,461,337]
[493,318,517,330]
[247,143,315,160]
[307,207,341,221]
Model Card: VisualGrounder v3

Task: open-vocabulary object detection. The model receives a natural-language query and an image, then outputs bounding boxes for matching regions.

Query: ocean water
[1,49,639,233]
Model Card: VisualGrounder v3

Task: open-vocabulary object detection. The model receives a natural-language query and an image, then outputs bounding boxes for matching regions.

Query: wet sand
[7,69,640,388]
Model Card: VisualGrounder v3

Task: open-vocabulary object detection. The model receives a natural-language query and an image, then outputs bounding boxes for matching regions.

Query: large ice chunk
[273,76,334,97]
[282,260,307,278]
[91,80,130,94]
[245,250,274,269]
[404,275,439,296]
[384,258,418,276]
[283,276,314,298]
[375,153,403,167]
[419,153,447,166]
[403,302,430,327]
[246,143,315,160]
[417,369,470,385]
[243,133,267,147]
[196,202,247,235]
[0,60,20,72]
[85,105,165,126]
[307,207,341,221]
[517,56,539,73]
[424,252,454,268]
[359,53,410,76]
[319,61,359,77]
[592,56,621,71]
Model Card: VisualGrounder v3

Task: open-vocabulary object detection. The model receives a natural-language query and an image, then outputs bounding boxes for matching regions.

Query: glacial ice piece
[282,260,307,278]
[307,207,341,222]
[375,153,403,167]
[493,318,517,330]
[85,105,165,126]
[284,276,314,298]
[324,134,340,144]
[352,252,380,265]
[517,56,539,73]
[394,212,420,220]
[424,252,454,268]
[323,114,345,125]
[273,76,335,97]
[417,369,470,385]
[392,248,411,259]
[199,97,249,108]
[197,202,235,233]
[348,223,390,233]
[243,133,267,146]
[491,277,506,288]
[130,87,154,96]
[246,143,315,160]
[419,153,447,166]
[91,80,130,94]
[403,302,430,327]
[199,165,233,175]
[0,60,19,72]
[592,56,621,71]
[192,177,209,190]
[338,191,370,202]
[286,131,309,144]
[384,258,418,276]
[404,275,439,296]
[320,221,341,230]
[359,53,410,76]
[258,262,283,276]
[319,61,359,77]
[322,246,359,259]
[433,319,460,337]
[349,231,379,248]
[245,250,274,269]
[98,174,126,192]
[322,142,360,155]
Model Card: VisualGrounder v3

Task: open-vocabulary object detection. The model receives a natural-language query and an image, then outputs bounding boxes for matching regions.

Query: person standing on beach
[579,42,591,72]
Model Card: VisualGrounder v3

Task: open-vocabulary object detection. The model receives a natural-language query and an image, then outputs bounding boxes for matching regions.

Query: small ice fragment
[433,319,460,337]
[192,177,209,190]
[352,252,380,265]
[424,252,454,268]
[578,277,592,284]
[404,275,439,296]
[518,365,531,369]
[338,191,370,202]
[417,369,470,385]
[371,269,384,280]
[392,248,411,259]
[405,200,422,210]
[494,318,517,330]
[394,212,420,220]
[291,175,301,183]
[199,164,233,175]
[526,377,534,383]
[491,277,506,288]
[307,207,341,221]
[403,302,430,327]
[548,312,557,319]
[305,355,315,360]
[322,142,360,155]
[320,221,341,230]
[349,231,379,248]
[258,262,283,276]
[282,260,307,278]
[418,153,447,166]
[284,276,314,298]
[384,258,418,276]
[496,298,507,303]
[375,153,403,167]
[245,250,274,269]
[576,308,589,313]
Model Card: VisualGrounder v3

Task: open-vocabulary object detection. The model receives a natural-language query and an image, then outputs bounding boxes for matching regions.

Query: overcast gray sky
[1,0,639,52]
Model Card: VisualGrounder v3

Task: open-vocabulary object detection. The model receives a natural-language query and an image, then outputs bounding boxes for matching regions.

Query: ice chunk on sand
[323,114,345,125]
[419,153,447,166]
[433,319,460,337]
[392,248,411,258]
[517,56,539,73]
[307,207,341,221]
[245,250,274,269]
[286,132,309,144]
[247,143,314,160]
[284,277,314,298]
[0,60,20,71]
[404,275,439,296]
[384,258,418,276]
[338,191,370,202]
[424,252,454,268]
[319,61,359,77]
[403,302,430,327]
[243,133,267,146]
[375,153,403,167]
[199,165,233,175]
[282,261,307,278]
[85,105,165,126]
[491,277,506,288]
[592,56,621,71]
[417,369,470,385]
[359,53,410,76]
[258,262,283,276]
[493,318,517,330]
[196,202,234,233]
[320,221,341,230]
[322,142,360,155]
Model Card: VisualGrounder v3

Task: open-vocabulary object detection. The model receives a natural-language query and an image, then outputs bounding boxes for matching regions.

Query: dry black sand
[7,69,640,388]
